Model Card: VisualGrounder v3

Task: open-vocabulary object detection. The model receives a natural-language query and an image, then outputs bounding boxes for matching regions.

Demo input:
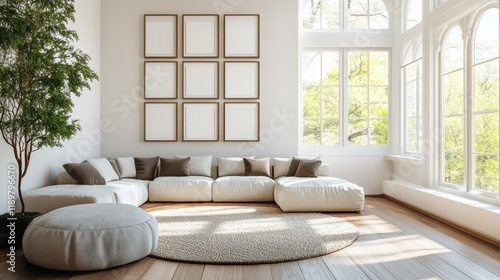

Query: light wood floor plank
[242,264,273,280]
[201,265,243,280]
[140,259,178,280]
[297,257,334,280]
[172,263,204,280]
[321,250,370,280]
[269,261,304,280]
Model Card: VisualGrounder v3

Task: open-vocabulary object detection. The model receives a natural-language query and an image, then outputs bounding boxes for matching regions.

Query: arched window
[472,8,499,193]
[440,25,465,188]
[405,0,422,31]
[348,0,389,29]
[302,0,340,30]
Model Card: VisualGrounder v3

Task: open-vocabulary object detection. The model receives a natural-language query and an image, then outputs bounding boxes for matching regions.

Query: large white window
[439,8,500,197]
[301,0,389,30]
[302,50,389,146]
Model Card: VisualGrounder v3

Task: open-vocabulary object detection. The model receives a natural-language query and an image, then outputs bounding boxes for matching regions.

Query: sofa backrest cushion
[176,155,212,177]
[273,157,328,178]
[87,158,120,182]
[116,156,137,178]
[218,157,253,176]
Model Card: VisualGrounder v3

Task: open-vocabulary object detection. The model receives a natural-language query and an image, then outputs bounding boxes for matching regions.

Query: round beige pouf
[23,203,158,271]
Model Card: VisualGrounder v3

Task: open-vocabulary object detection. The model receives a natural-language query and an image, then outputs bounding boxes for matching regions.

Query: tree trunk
[16,159,25,215]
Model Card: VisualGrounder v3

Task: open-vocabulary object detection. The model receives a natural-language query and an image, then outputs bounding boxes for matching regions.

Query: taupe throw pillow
[243,158,271,177]
[160,157,190,176]
[134,157,159,180]
[294,159,322,177]
[63,162,106,185]
[108,159,122,180]
[286,156,302,176]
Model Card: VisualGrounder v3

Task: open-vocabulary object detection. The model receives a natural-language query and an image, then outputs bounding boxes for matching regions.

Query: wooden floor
[0,197,499,280]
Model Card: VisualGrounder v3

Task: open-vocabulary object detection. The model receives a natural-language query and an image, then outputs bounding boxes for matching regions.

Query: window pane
[474,9,499,64]
[370,118,389,145]
[369,51,389,85]
[443,70,464,116]
[303,52,321,86]
[322,52,340,85]
[406,0,422,30]
[443,26,464,74]
[302,0,340,30]
[348,86,368,118]
[370,87,389,118]
[348,0,369,29]
[474,60,499,112]
[406,79,417,118]
[348,51,368,85]
[407,117,418,152]
[303,118,321,145]
[475,154,499,193]
[444,152,465,186]
[474,113,499,154]
[348,118,368,145]
[443,117,464,152]
[323,118,340,145]
[323,86,340,118]
[369,0,389,29]
[303,86,321,118]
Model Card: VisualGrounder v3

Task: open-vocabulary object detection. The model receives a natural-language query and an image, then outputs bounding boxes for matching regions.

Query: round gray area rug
[149,206,358,264]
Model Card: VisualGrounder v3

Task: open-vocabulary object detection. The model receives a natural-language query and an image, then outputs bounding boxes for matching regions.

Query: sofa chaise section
[274,177,365,212]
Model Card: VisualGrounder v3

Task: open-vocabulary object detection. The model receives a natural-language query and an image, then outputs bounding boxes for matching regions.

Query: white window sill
[384,154,423,164]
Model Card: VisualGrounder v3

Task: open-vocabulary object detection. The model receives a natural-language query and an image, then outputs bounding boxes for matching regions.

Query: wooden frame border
[182,14,219,58]
[144,102,178,142]
[224,14,260,58]
[144,14,177,58]
[224,102,260,142]
[182,102,219,142]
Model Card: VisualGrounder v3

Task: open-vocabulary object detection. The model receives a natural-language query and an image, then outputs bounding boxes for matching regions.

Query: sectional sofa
[21,156,365,214]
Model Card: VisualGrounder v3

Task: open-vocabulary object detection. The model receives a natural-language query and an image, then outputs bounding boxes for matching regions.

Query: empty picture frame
[183,103,219,141]
[144,14,177,58]
[183,62,219,99]
[224,62,260,99]
[224,102,260,141]
[144,103,177,141]
[183,15,219,58]
[224,15,260,58]
[144,62,177,99]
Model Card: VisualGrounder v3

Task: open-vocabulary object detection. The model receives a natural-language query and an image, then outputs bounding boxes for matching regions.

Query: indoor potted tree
[0,0,98,246]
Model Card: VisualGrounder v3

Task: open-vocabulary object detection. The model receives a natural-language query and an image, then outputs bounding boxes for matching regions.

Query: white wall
[0,0,101,212]
[99,0,299,160]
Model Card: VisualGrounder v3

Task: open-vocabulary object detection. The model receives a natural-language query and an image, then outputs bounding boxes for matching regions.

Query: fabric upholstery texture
[212,176,276,202]
[294,159,322,177]
[87,158,120,182]
[243,157,271,177]
[176,155,212,177]
[63,162,106,185]
[274,177,365,212]
[160,157,190,176]
[116,156,137,178]
[108,159,122,180]
[218,157,253,176]
[135,157,159,180]
[23,203,159,271]
[149,176,214,202]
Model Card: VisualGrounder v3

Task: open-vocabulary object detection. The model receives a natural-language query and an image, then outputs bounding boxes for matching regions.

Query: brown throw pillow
[243,158,271,177]
[160,157,190,176]
[108,159,122,180]
[294,159,322,177]
[286,157,302,176]
[63,162,106,185]
[134,157,159,180]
